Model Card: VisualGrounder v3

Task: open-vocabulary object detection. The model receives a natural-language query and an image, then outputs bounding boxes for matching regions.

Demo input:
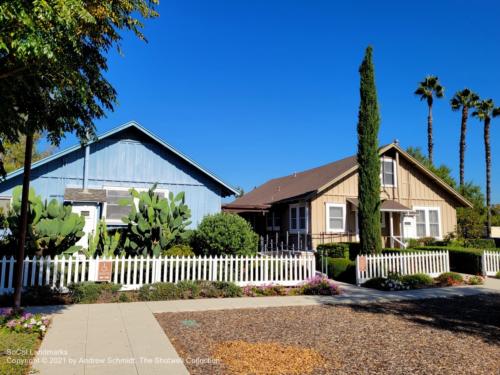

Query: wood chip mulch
[155,295,500,375]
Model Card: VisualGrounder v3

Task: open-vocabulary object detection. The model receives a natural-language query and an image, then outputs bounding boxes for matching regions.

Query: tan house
[223,143,472,249]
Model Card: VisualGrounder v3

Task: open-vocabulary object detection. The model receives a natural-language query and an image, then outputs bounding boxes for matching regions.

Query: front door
[402,214,417,240]
[72,204,98,248]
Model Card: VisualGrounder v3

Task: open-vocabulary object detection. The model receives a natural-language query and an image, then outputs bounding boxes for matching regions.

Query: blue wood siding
[0,128,223,226]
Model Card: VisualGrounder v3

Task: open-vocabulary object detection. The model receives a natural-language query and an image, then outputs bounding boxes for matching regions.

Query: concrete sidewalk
[29,282,499,375]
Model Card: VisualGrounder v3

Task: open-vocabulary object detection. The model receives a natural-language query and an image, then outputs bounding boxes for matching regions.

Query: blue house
[0,121,237,245]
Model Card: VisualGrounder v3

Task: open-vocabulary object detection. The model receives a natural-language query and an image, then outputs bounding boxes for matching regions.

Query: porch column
[389,212,394,248]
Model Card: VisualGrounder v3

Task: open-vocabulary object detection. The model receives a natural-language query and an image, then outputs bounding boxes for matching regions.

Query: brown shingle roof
[226,155,357,207]
[224,143,473,210]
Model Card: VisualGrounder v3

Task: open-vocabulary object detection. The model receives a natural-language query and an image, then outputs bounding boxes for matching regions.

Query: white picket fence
[355,251,449,285]
[482,251,500,276]
[0,254,316,294]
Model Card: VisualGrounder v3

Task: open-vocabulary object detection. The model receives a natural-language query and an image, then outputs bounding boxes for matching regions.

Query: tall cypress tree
[357,46,382,254]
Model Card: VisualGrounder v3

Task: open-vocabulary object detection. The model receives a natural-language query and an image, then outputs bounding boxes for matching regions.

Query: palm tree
[472,99,500,237]
[415,75,445,164]
[450,89,479,186]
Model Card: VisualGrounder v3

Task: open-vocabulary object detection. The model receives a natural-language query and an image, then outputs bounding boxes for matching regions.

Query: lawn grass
[0,328,40,375]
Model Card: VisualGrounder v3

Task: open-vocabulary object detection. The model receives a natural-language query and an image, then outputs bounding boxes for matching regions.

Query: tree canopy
[1,133,53,173]
[0,0,159,176]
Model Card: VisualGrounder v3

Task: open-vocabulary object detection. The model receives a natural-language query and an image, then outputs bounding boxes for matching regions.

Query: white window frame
[266,211,281,231]
[413,206,441,239]
[103,186,169,225]
[380,157,397,187]
[325,203,346,233]
[289,203,307,234]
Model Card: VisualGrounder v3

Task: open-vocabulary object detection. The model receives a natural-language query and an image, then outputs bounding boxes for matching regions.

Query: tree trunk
[427,102,433,164]
[484,118,491,237]
[12,133,34,309]
[459,106,468,187]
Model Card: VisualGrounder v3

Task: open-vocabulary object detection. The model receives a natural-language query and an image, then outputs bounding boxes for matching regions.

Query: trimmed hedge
[463,238,496,249]
[316,243,349,259]
[322,257,356,283]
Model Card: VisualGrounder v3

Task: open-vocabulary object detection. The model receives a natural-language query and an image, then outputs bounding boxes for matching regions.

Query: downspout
[83,143,90,191]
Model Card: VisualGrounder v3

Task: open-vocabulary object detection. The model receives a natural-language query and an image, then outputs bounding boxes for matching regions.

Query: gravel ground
[156,295,500,375]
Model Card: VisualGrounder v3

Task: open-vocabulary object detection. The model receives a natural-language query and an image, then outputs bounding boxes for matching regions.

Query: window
[0,197,11,213]
[104,187,168,224]
[326,203,346,233]
[289,204,307,232]
[381,212,386,228]
[414,207,441,238]
[381,157,396,187]
[266,210,281,231]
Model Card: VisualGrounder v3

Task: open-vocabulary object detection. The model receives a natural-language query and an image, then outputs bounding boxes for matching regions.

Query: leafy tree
[414,75,444,164]
[192,213,258,256]
[0,0,158,308]
[450,89,479,186]
[406,146,457,188]
[122,185,192,257]
[472,99,500,237]
[356,46,382,254]
[1,133,53,173]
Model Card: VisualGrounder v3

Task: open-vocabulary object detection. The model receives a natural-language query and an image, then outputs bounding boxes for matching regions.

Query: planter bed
[156,294,500,375]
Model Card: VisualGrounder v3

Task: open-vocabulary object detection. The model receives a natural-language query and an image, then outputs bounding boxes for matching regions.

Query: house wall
[0,128,223,227]
[310,150,460,248]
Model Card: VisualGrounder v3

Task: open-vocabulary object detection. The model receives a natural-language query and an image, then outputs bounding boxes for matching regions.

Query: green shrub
[435,272,464,286]
[324,257,356,283]
[496,271,500,279]
[362,277,387,289]
[138,282,179,301]
[211,281,242,297]
[176,280,200,298]
[463,238,496,249]
[399,273,434,288]
[466,275,484,285]
[21,285,66,306]
[316,243,349,259]
[192,213,258,256]
[242,285,287,297]
[163,244,195,257]
[68,282,121,304]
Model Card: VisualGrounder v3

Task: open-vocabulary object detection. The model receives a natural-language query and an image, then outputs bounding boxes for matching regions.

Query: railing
[0,254,316,294]
[482,251,500,276]
[355,251,449,285]
[260,232,312,252]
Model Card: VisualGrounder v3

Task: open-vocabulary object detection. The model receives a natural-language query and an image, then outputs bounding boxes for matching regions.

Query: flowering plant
[299,275,341,296]
[0,308,50,337]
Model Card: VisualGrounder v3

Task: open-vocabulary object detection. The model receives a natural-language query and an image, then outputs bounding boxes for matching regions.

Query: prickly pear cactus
[7,186,85,256]
[86,219,122,258]
[122,184,191,256]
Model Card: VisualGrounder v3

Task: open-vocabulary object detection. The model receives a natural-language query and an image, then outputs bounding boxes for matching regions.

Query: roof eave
[1,121,239,196]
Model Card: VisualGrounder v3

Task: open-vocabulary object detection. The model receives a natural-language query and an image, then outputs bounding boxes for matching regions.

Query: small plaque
[358,256,367,272]
[97,261,113,282]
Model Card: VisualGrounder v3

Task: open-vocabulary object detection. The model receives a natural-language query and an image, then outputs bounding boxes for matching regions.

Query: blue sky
[60,0,500,202]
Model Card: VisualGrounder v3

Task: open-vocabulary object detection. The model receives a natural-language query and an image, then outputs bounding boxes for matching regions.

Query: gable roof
[225,143,472,209]
[2,121,238,196]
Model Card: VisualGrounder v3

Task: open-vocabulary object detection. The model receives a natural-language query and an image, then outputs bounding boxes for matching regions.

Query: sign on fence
[0,253,316,294]
[97,261,113,282]
[355,251,449,285]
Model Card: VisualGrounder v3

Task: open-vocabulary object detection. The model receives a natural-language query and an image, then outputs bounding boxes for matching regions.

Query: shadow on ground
[342,294,500,345]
